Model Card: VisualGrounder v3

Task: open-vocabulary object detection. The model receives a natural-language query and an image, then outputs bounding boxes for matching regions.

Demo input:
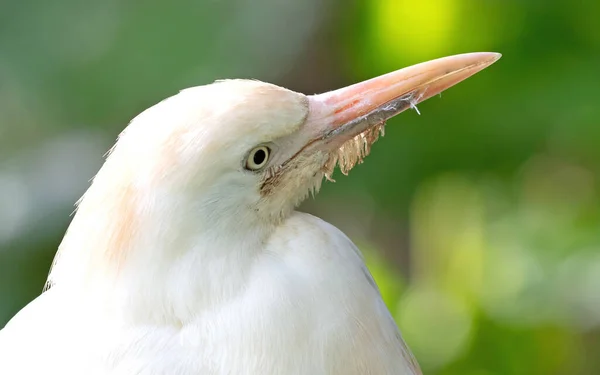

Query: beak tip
[461,52,502,75]
[484,52,502,64]
[461,51,502,67]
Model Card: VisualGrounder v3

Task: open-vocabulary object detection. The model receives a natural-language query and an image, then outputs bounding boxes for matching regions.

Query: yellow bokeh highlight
[397,285,473,369]
[370,0,459,62]
[410,174,485,304]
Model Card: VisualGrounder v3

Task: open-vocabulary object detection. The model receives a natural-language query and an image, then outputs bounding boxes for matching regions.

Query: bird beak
[304,52,501,150]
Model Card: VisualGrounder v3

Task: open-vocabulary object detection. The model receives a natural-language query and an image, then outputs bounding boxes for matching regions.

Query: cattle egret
[0,52,500,374]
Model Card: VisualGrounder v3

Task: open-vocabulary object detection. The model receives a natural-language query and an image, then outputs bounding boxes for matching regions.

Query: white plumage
[0,53,500,374]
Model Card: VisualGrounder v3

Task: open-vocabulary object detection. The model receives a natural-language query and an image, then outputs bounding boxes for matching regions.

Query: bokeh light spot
[370,0,458,62]
[397,286,473,370]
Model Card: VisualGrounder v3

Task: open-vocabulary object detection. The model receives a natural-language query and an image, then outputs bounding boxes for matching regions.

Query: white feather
[0,80,420,375]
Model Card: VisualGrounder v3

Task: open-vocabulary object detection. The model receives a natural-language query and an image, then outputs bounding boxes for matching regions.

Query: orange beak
[305,52,501,149]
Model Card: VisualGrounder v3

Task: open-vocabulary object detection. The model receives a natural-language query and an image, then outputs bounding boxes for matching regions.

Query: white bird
[0,52,500,374]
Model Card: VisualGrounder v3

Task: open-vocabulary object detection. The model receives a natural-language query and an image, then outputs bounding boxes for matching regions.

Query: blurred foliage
[1,0,600,374]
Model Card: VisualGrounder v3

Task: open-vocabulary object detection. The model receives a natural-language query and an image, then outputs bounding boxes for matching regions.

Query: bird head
[108,53,500,221]
[48,53,500,293]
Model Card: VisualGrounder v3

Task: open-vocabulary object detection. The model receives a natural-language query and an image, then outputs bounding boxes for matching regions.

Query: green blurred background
[1,0,599,373]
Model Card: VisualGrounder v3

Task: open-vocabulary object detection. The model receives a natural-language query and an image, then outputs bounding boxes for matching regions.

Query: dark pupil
[253,149,266,165]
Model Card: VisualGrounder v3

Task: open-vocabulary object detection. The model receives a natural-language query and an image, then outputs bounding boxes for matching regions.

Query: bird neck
[46,176,277,325]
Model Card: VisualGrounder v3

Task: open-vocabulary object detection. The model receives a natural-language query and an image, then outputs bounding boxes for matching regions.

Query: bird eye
[245,146,271,171]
